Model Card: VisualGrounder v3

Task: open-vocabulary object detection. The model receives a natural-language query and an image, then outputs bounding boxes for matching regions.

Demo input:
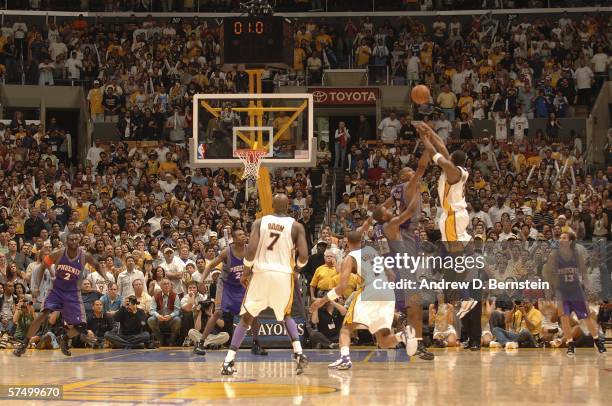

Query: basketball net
[235,143,268,181]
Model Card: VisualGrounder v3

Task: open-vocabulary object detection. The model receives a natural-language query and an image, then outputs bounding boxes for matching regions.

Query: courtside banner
[235,312,307,348]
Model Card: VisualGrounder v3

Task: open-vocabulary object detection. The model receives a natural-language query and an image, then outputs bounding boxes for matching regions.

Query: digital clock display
[222,17,293,66]
[233,20,265,35]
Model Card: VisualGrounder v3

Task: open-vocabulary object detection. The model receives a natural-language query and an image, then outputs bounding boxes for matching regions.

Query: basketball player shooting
[193,228,268,356]
[14,233,110,357]
[221,194,309,375]
[311,217,414,370]
[415,123,479,320]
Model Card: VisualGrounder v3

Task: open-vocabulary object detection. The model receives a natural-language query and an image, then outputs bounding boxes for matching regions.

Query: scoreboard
[222,16,293,67]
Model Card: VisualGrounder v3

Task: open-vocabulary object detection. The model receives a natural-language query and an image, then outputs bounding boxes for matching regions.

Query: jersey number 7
[267,232,280,250]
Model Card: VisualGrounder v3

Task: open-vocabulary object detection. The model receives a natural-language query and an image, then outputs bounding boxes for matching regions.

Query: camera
[197,299,213,311]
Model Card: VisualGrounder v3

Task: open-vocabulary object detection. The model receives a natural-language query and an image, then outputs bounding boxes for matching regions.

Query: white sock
[292,340,302,354]
[340,346,350,357]
[224,349,236,363]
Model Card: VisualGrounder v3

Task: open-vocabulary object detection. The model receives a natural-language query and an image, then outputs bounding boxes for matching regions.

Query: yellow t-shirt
[458,96,474,114]
[314,34,332,52]
[473,179,487,190]
[159,161,178,175]
[437,92,457,109]
[310,265,338,291]
[294,47,306,71]
[356,45,371,67]
[73,203,90,222]
[523,308,543,335]
[88,88,104,115]
[331,273,361,298]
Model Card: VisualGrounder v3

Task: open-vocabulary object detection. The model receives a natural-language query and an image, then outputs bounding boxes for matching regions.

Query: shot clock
[222,17,293,67]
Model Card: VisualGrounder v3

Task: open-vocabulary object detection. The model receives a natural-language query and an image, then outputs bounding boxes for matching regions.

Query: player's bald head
[347,230,362,245]
[399,167,414,182]
[272,194,289,213]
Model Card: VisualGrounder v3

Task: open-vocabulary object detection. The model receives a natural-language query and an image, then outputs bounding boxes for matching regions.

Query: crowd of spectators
[0,9,610,352]
[0,12,607,142]
[5,0,606,12]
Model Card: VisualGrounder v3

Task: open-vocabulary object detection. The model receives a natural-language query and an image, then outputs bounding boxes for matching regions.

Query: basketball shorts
[241,271,293,321]
[559,300,589,320]
[220,283,245,315]
[43,288,86,325]
[344,288,395,334]
[439,210,471,242]
[433,325,457,340]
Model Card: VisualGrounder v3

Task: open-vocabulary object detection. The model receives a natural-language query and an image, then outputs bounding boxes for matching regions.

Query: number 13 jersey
[254,215,296,274]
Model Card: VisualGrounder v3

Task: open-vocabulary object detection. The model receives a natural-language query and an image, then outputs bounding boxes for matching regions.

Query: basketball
[411,85,431,105]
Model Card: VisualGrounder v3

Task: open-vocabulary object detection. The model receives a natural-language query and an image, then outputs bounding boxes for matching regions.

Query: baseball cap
[316,239,328,246]
[209,232,218,237]
[163,246,174,254]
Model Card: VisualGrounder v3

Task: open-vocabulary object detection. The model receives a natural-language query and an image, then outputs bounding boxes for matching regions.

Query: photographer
[309,291,346,349]
[0,281,15,336]
[188,300,229,352]
[180,281,206,345]
[13,297,34,343]
[104,295,150,349]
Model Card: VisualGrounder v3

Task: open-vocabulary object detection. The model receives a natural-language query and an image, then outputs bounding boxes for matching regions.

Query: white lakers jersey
[253,214,295,274]
[438,166,468,213]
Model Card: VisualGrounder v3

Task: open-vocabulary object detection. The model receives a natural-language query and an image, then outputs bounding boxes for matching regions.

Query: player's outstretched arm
[415,122,450,159]
[390,197,420,228]
[402,147,431,204]
[202,248,228,281]
[416,122,461,184]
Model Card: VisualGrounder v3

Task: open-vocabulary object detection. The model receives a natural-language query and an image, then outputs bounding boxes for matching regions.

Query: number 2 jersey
[253,214,295,274]
[54,248,88,292]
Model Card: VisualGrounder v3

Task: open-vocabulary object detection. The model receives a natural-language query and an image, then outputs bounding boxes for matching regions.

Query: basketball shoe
[221,360,237,375]
[328,356,352,370]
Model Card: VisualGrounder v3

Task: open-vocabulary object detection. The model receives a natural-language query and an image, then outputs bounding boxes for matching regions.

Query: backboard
[190,93,314,168]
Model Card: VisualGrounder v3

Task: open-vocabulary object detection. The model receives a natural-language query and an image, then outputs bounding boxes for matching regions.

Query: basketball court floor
[1,348,610,405]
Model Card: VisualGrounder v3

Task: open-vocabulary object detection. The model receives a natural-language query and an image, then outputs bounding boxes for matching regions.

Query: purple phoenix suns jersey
[54,248,87,292]
[391,182,421,231]
[221,244,246,314]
